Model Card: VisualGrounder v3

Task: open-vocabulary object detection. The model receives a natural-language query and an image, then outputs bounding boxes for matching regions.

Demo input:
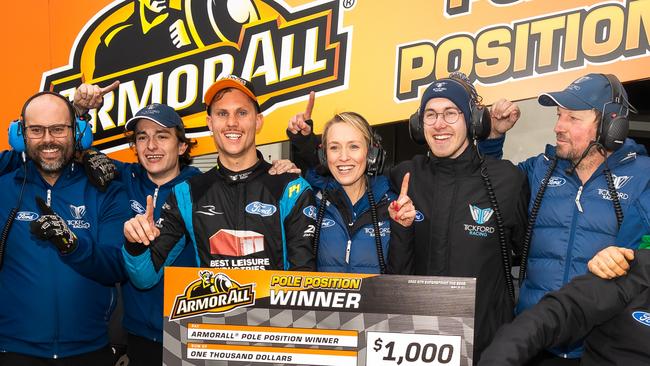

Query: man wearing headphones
[484,73,650,365]
[381,73,530,362]
[0,92,131,365]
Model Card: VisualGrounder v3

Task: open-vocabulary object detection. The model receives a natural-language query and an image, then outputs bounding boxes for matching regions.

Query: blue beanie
[419,78,473,126]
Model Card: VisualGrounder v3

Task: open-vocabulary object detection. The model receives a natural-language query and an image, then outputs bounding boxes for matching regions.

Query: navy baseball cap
[420,77,473,124]
[125,103,184,131]
[538,73,626,112]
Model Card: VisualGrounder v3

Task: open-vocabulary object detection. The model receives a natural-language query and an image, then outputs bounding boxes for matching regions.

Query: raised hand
[268,159,301,175]
[287,91,315,136]
[389,173,416,227]
[489,98,521,139]
[30,197,78,255]
[588,246,635,279]
[123,195,160,245]
[73,81,120,114]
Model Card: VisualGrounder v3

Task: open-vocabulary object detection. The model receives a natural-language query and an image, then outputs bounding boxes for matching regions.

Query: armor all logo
[170,270,255,320]
[42,0,350,153]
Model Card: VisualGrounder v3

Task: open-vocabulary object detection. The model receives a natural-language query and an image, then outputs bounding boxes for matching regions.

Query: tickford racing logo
[170,270,255,320]
[42,0,350,152]
[465,204,495,237]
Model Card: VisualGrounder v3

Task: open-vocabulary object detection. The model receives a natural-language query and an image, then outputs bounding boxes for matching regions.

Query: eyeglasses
[24,124,72,139]
[422,108,462,126]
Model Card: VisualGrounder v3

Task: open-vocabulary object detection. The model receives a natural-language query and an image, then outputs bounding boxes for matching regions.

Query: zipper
[47,189,52,207]
[574,185,583,212]
[345,240,352,264]
[153,187,160,208]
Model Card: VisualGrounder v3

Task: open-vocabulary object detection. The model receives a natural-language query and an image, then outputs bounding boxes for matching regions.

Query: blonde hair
[321,112,373,149]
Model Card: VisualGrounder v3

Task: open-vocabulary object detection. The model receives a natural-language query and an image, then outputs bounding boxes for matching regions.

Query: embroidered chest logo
[16,211,39,221]
[67,205,90,229]
[598,174,632,201]
[130,200,146,215]
[245,202,277,217]
[302,205,334,227]
[632,311,650,327]
[464,204,495,237]
[547,176,566,187]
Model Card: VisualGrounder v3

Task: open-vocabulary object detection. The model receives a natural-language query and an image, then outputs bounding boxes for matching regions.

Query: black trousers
[0,345,113,366]
[126,333,162,366]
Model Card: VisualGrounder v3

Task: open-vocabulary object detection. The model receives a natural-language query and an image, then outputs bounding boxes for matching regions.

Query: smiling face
[422,97,469,159]
[23,94,75,183]
[554,107,599,163]
[324,122,369,199]
[133,119,187,186]
[206,88,263,170]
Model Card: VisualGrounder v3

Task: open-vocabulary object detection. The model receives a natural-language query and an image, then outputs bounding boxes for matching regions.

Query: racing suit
[124,152,316,288]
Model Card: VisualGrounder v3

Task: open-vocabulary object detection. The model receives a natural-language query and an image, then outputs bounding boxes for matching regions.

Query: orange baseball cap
[204,75,260,112]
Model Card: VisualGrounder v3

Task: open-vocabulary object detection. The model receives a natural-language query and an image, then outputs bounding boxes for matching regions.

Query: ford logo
[303,205,317,219]
[245,202,277,217]
[130,200,146,214]
[415,210,424,222]
[547,176,566,187]
[16,211,39,221]
[632,311,650,327]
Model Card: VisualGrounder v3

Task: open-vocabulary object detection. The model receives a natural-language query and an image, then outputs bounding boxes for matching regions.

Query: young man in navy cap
[387,73,529,362]
[486,73,650,364]
[123,75,315,275]
[73,85,202,366]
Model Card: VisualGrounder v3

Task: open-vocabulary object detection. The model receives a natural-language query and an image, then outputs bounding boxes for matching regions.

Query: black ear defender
[317,113,386,176]
[8,91,93,153]
[408,74,491,145]
[599,74,635,151]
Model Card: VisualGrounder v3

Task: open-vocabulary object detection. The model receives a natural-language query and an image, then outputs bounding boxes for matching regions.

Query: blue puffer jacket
[0,160,130,358]
[305,170,396,274]
[118,162,201,342]
[517,138,650,358]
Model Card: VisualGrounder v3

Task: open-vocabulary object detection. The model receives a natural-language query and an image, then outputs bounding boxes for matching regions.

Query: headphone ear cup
[75,118,94,150]
[317,145,327,168]
[8,120,26,153]
[600,113,628,151]
[470,106,491,142]
[366,132,386,176]
[408,109,425,145]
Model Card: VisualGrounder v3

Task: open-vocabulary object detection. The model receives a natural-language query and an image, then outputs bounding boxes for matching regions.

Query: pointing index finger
[99,81,120,96]
[399,172,410,198]
[304,91,315,120]
[145,195,155,222]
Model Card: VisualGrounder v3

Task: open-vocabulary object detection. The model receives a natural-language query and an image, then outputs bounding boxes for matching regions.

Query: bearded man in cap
[485,73,650,365]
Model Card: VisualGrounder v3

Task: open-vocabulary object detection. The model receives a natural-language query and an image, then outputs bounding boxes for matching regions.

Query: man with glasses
[387,74,529,362]
[0,91,131,365]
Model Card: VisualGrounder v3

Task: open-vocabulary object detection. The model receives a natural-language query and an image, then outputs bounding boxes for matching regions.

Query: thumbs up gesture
[30,197,78,255]
[287,91,315,136]
[389,173,416,227]
[123,195,160,245]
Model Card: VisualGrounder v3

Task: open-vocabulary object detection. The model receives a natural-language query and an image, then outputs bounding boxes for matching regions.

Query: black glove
[82,149,117,192]
[30,197,78,255]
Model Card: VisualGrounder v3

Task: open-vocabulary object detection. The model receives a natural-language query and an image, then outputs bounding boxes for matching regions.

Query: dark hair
[206,88,259,115]
[126,125,197,167]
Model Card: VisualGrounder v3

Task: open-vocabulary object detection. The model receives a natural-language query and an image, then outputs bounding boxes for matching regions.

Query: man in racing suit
[123,75,315,280]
